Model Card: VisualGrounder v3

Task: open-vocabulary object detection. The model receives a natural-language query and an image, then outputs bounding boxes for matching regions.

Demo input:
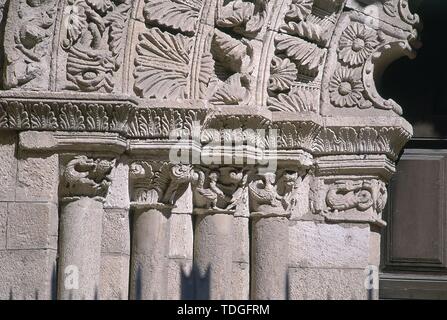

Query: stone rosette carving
[60,155,116,201]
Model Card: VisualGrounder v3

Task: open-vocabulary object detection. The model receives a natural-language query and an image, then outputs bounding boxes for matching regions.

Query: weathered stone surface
[0,249,57,300]
[168,213,193,260]
[16,153,59,203]
[0,0,421,301]
[288,267,367,300]
[130,208,170,300]
[100,254,130,300]
[0,132,17,202]
[104,159,130,210]
[167,258,193,300]
[0,203,7,249]
[232,262,250,300]
[194,213,233,300]
[251,216,289,300]
[58,198,104,300]
[101,208,130,255]
[7,202,58,250]
[289,221,370,269]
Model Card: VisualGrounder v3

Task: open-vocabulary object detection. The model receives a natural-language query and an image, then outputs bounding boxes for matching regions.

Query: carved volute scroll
[60,155,116,201]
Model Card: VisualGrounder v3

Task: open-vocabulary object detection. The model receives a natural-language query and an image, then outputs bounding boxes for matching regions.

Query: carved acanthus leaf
[143,0,203,35]
[217,0,267,37]
[134,28,191,99]
[275,34,325,75]
[285,0,313,21]
[210,74,249,105]
[268,87,317,112]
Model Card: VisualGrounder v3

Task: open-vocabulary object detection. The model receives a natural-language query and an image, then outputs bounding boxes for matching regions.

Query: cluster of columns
[55,156,305,299]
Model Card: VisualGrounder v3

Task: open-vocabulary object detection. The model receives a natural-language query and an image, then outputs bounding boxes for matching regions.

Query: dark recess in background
[381,0,447,140]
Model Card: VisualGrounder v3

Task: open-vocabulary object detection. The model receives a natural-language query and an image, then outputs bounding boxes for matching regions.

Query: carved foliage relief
[326,2,421,114]
[133,0,268,105]
[267,0,344,113]
[3,0,58,90]
[61,0,132,93]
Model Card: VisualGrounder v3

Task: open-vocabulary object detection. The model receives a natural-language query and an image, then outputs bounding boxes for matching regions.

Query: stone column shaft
[194,212,233,299]
[58,197,104,300]
[251,215,289,299]
[130,207,170,300]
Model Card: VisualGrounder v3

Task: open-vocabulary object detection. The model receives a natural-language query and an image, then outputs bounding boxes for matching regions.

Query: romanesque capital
[59,155,115,202]
[129,161,195,210]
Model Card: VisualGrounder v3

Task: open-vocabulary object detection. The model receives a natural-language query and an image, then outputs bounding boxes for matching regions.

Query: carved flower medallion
[329,68,364,108]
[338,23,379,67]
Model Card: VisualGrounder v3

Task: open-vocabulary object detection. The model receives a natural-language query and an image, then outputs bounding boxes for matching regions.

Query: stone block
[104,159,130,209]
[288,267,367,300]
[0,249,57,300]
[0,132,17,202]
[168,213,193,259]
[7,202,58,250]
[232,216,249,264]
[101,208,130,255]
[289,221,370,269]
[16,152,59,203]
[100,254,130,300]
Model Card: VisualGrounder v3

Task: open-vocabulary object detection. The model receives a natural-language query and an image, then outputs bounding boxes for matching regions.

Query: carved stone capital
[60,155,115,202]
[129,161,195,210]
[191,166,250,216]
[249,167,308,218]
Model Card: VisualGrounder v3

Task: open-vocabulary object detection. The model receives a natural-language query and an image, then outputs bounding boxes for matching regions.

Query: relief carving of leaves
[106,2,132,70]
[217,0,266,36]
[59,103,86,130]
[110,104,131,131]
[268,56,297,92]
[268,88,317,112]
[280,20,323,44]
[275,34,325,75]
[0,103,8,128]
[134,28,192,99]
[30,103,58,129]
[285,0,313,21]
[143,0,202,35]
[212,30,252,74]
[210,74,249,105]
[62,3,88,46]
[86,104,109,130]
[7,102,30,129]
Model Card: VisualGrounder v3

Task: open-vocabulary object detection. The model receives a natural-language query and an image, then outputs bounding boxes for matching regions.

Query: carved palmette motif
[133,0,268,105]
[61,0,132,93]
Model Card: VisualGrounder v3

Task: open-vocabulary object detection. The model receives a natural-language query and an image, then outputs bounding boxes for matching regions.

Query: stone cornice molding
[3,92,412,161]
